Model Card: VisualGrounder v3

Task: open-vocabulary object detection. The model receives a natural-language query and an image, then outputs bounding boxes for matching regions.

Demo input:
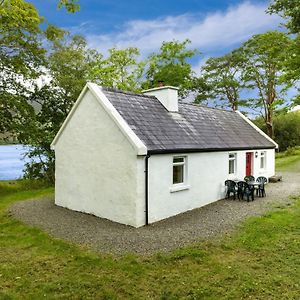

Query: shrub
[274,112,300,151]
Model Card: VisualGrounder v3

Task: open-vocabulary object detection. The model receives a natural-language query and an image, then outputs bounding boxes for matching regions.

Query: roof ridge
[101,86,156,99]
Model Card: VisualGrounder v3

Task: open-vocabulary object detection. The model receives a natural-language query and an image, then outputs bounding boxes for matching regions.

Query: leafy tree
[48,34,101,113]
[239,31,291,138]
[268,1,300,105]
[143,39,199,97]
[274,111,300,151]
[268,0,300,33]
[195,50,247,111]
[90,47,144,92]
[280,35,300,107]
[0,0,46,133]
[15,34,99,183]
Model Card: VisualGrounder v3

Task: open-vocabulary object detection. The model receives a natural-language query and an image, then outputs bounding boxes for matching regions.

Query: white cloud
[84,1,281,57]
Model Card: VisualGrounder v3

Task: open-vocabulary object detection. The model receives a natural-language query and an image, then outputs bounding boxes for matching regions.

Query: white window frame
[260,151,266,169]
[228,153,237,175]
[170,156,190,192]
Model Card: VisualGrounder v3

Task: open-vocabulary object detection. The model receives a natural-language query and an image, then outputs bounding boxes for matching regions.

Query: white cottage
[51,83,277,227]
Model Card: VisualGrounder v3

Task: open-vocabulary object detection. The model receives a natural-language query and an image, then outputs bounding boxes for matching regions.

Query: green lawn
[0,180,300,299]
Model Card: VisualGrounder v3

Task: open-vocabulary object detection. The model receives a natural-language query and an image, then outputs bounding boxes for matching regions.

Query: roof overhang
[147,145,276,155]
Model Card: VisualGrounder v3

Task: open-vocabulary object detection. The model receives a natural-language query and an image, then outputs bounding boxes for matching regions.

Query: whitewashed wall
[54,88,275,227]
[252,149,275,179]
[147,149,275,224]
[54,90,144,227]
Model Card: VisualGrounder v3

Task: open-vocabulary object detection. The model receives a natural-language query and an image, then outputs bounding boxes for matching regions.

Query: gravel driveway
[9,171,300,255]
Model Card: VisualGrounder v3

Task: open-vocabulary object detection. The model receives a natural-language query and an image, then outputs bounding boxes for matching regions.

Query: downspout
[145,153,151,225]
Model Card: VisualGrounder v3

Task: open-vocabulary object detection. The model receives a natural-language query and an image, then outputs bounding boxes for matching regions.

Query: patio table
[247,181,267,198]
[247,181,260,187]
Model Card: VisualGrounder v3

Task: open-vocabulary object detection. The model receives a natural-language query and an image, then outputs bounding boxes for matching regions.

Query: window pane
[260,152,266,168]
[173,165,184,184]
[229,160,235,174]
[173,157,184,163]
[229,153,235,159]
[260,157,265,168]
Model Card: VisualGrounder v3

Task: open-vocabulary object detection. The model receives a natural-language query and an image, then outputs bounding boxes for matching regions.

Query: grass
[276,146,300,171]
[0,180,300,299]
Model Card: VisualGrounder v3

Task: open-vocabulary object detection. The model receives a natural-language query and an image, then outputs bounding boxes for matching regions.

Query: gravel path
[9,171,300,255]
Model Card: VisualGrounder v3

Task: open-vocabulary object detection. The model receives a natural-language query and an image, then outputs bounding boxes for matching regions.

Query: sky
[30,0,294,114]
[31,0,282,70]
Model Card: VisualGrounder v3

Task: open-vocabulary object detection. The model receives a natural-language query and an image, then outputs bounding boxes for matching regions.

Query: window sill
[170,184,190,193]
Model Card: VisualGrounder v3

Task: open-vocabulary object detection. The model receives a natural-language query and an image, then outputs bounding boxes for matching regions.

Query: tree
[254,111,300,151]
[48,34,101,113]
[279,35,300,108]
[239,31,291,138]
[0,0,46,133]
[15,34,100,183]
[90,47,144,92]
[268,1,300,106]
[274,111,300,151]
[268,0,300,34]
[143,39,199,98]
[195,50,247,111]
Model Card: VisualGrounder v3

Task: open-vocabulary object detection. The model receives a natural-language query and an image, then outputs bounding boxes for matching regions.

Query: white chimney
[142,86,179,112]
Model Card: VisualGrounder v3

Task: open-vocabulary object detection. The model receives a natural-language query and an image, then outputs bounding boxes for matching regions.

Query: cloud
[84,1,281,57]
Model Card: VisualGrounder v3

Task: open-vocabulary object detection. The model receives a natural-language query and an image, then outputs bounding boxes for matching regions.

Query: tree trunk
[266,67,275,139]
[266,109,273,139]
[232,101,238,111]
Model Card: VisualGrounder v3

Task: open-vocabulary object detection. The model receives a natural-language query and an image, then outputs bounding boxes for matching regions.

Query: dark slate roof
[102,87,276,153]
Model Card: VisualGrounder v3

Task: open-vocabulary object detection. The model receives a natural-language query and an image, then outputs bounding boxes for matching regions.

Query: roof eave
[147,145,276,155]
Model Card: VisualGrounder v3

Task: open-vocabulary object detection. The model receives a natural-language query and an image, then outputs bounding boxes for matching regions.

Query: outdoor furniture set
[225,176,267,202]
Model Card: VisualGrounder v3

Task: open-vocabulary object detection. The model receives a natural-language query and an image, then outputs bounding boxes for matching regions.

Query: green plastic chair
[244,175,255,182]
[256,176,267,197]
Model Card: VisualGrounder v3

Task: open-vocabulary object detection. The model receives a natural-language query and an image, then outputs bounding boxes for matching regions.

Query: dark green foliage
[274,112,300,151]
[254,111,300,151]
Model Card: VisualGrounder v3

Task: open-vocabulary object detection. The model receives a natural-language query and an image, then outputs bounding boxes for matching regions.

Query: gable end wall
[54,90,145,227]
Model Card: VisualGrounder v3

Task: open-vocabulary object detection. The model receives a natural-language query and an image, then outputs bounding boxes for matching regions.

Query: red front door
[246,152,252,176]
